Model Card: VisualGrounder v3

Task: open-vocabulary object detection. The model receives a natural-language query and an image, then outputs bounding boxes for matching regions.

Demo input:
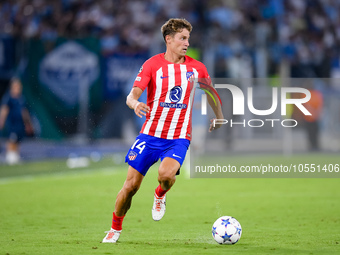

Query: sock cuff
[155,184,169,197]
[113,212,125,219]
[112,212,125,231]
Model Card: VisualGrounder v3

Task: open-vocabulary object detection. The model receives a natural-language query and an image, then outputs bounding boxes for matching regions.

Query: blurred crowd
[1,0,340,77]
[0,0,339,152]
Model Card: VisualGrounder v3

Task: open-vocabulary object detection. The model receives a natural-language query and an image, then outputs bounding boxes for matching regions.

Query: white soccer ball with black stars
[212,216,242,244]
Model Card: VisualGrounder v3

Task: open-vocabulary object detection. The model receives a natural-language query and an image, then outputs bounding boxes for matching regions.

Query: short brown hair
[161,18,192,41]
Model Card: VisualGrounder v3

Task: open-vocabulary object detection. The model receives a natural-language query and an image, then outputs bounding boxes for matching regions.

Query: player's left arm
[206,86,224,132]
[199,66,224,132]
[21,108,34,135]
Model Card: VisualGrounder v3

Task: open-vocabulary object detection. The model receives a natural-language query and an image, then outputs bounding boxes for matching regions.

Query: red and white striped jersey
[133,53,210,141]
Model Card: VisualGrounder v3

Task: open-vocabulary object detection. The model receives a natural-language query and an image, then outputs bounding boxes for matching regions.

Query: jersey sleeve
[198,62,211,85]
[133,59,152,91]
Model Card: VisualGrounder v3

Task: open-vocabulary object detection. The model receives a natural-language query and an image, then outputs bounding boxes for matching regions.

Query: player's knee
[125,186,139,197]
[158,174,172,182]
[123,180,140,197]
[158,174,176,189]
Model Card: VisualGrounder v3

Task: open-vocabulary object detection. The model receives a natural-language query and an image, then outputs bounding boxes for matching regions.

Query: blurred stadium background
[1,0,340,164]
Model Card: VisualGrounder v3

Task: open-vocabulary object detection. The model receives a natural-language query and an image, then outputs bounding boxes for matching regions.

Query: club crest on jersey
[186,71,194,80]
[128,151,137,161]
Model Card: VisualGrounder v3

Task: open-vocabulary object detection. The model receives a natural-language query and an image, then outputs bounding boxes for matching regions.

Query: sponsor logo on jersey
[160,76,169,79]
[135,76,141,81]
[128,151,138,161]
[160,102,187,109]
[169,86,182,103]
[160,86,187,109]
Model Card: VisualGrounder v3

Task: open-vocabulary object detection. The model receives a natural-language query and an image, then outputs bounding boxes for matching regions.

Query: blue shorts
[125,134,190,176]
[8,131,25,143]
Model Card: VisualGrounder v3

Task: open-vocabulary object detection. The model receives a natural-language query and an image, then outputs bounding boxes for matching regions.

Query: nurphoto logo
[200,84,311,128]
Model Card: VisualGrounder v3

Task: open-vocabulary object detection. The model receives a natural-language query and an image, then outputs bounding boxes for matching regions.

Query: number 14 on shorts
[131,139,146,154]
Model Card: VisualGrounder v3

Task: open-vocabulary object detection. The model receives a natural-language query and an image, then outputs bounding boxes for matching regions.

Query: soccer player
[0,78,33,164]
[103,18,223,243]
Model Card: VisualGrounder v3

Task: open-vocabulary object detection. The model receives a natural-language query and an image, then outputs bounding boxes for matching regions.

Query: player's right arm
[126,87,150,118]
[127,58,152,118]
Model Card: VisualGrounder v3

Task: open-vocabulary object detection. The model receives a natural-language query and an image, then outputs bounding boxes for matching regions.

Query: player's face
[10,81,22,98]
[167,29,190,57]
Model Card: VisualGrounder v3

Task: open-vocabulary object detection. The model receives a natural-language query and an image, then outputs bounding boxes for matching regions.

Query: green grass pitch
[0,154,339,255]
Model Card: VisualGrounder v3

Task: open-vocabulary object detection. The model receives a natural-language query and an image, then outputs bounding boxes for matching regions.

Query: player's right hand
[134,102,150,118]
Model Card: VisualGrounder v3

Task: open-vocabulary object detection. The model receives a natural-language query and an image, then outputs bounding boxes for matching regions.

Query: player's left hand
[209,118,221,132]
[25,123,34,136]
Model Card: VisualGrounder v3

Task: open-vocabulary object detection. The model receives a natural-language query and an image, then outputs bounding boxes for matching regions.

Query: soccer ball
[212,216,242,244]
